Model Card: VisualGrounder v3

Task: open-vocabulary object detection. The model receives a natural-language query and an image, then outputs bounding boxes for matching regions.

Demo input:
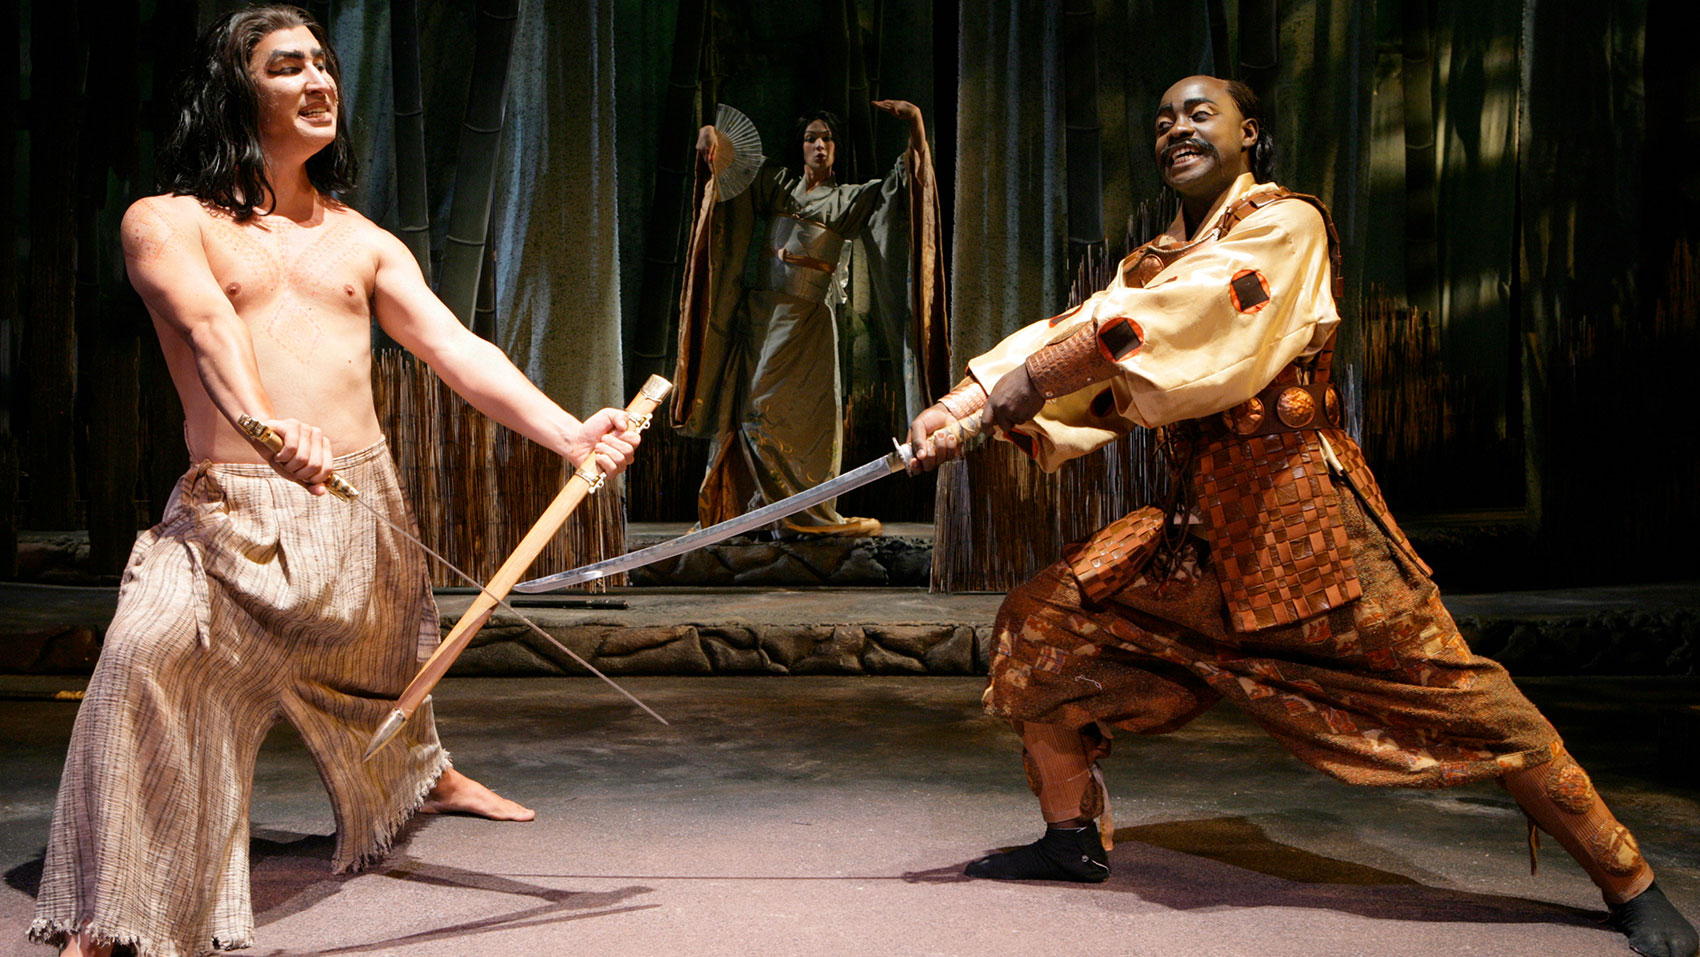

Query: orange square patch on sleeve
[1230,268,1271,313]
[1096,316,1144,361]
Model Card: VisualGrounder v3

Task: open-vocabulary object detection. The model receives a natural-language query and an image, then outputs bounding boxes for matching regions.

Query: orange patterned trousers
[986,489,1560,788]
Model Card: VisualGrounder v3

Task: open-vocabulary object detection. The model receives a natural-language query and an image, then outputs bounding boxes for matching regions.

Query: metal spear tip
[362,709,409,762]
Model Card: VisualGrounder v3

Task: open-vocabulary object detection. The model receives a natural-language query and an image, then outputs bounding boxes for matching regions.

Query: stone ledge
[3,581,1696,678]
[1447,584,1700,676]
[624,522,933,587]
[445,588,1000,677]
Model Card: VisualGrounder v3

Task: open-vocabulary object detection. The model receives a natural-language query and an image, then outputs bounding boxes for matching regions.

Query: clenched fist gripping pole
[364,375,674,758]
[237,374,675,761]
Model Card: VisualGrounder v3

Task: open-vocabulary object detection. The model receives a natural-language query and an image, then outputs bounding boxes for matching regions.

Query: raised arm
[696,124,728,168]
[873,99,927,158]
[370,228,637,475]
[121,197,335,492]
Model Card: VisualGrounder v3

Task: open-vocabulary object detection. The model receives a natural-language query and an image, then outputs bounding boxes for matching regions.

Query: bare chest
[199,215,374,364]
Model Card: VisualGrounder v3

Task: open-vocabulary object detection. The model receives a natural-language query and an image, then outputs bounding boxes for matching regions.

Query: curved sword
[514,410,984,594]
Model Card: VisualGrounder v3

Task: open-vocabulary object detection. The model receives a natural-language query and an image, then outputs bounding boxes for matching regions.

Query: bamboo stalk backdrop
[389,0,433,282]
[629,0,710,388]
[1062,0,1104,274]
[373,351,626,590]
[1536,235,1700,558]
[438,0,520,326]
[841,0,877,184]
[23,0,80,529]
[0,0,13,576]
[3,1,1698,591]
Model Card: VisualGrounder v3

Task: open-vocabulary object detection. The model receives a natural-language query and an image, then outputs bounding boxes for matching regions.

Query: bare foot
[417,766,535,821]
[61,932,111,957]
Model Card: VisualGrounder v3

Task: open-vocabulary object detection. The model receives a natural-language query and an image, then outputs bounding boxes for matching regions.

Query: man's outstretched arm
[370,227,638,476]
[120,197,335,491]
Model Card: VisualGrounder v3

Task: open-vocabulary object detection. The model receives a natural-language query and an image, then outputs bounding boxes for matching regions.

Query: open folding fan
[712,103,765,201]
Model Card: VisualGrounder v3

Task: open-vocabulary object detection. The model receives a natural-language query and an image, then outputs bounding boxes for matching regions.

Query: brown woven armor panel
[1025,325,1122,400]
[1321,429,1431,575]
[1192,430,1362,631]
[1062,505,1164,605]
[1095,186,1383,632]
[938,377,989,421]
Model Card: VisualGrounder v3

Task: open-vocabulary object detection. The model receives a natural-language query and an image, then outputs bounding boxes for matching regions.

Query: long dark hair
[157,4,357,220]
[1225,79,1275,183]
[791,109,845,179]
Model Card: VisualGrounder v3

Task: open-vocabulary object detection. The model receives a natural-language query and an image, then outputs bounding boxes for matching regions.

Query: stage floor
[3,675,1696,956]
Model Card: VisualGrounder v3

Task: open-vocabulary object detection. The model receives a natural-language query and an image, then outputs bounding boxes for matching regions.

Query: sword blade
[345,494,670,729]
[513,449,906,593]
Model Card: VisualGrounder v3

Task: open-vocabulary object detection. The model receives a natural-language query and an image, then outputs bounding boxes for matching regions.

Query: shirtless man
[30,6,639,956]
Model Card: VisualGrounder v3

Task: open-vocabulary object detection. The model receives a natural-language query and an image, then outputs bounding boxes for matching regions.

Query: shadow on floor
[9,828,658,957]
[905,815,1600,930]
[246,826,656,955]
[5,852,42,897]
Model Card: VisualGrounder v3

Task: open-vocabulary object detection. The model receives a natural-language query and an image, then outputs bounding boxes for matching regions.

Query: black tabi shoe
[1610,882,1699,957]
[963,821,1110,883]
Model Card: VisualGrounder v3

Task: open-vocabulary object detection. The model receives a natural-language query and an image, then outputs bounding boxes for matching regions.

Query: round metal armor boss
[1222,397,1265,434]
[1276,387,1316,428]
[1324,385,1341,426]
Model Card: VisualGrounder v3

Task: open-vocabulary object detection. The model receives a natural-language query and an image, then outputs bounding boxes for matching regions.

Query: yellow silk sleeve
[966,197,1339,471]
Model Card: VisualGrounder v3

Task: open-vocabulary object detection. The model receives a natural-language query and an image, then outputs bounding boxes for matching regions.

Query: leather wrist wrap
[937,377,988,421]
[1024,325,1121,400]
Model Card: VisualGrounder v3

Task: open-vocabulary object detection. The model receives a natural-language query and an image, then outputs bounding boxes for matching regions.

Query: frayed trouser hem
[334,749,453,875]
[28,915,254,957]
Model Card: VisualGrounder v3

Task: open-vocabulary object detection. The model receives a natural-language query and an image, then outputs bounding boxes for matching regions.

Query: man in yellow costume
[907,75,1695,957]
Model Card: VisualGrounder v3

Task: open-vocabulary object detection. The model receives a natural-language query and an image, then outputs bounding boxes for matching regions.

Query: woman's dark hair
[791,109,844,178]
[1225,79,1274,182]
[157,4,356,220]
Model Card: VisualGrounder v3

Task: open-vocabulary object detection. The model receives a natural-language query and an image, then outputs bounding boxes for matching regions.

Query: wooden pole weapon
[360,374,674,758]
[239,374,675,760]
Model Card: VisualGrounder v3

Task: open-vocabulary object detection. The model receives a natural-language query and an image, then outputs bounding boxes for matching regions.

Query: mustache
[1163,138,1216,162]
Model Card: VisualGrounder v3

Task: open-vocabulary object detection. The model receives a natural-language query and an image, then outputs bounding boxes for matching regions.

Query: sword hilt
[896,409,985,469]
[236,415,360,500]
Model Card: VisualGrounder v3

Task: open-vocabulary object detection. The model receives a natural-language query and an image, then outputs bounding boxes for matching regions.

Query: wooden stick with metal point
[362,374,673,760]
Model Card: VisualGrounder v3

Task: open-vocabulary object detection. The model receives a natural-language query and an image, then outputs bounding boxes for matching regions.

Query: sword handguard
[571,375,672,496]
[236,415,360,500]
